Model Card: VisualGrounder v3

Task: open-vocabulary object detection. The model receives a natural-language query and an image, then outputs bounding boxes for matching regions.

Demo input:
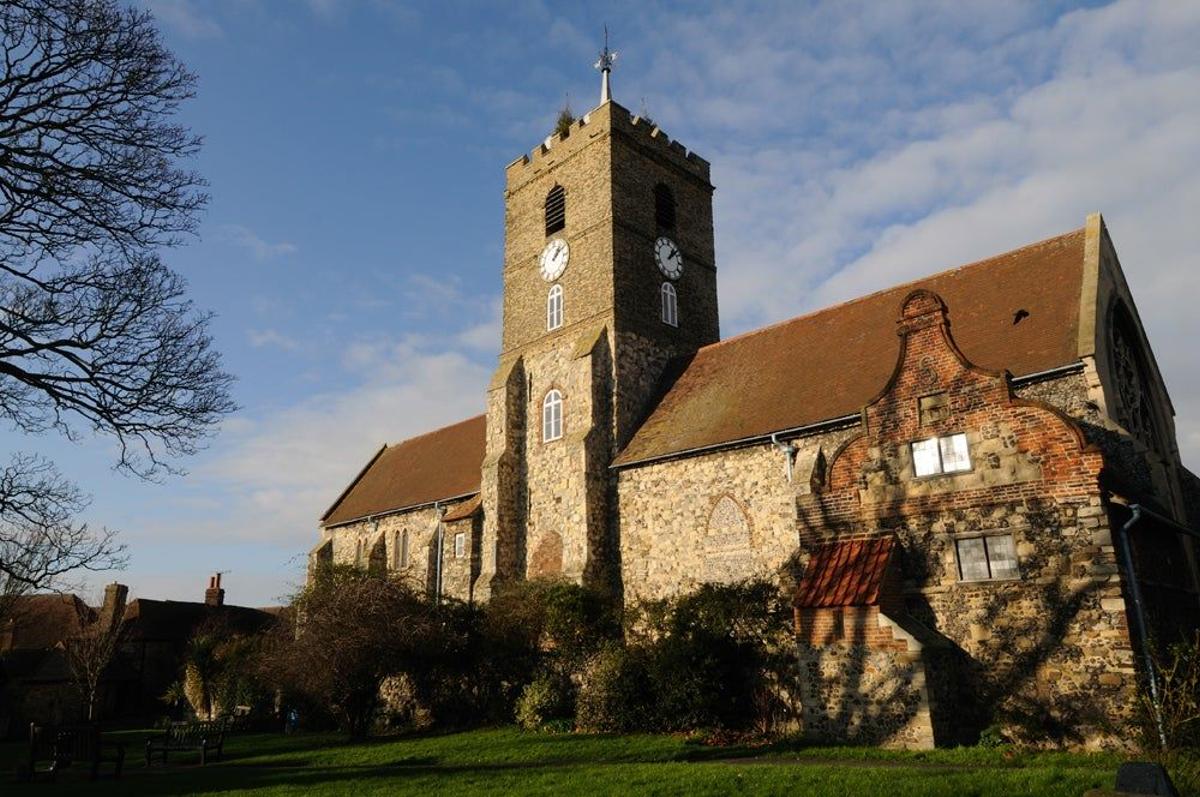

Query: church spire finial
[594,25,617,104]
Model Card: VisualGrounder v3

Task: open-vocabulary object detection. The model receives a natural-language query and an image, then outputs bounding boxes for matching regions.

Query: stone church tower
[476,99,718,598]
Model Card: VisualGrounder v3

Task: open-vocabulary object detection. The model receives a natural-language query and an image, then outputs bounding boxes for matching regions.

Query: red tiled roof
[442,493,483,522]
[614,228,1087,465]
[795,537,896,608]
[322,415,486,526]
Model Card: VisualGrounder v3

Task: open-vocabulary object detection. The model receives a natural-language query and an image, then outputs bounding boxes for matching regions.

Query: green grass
[2,726,1128,795]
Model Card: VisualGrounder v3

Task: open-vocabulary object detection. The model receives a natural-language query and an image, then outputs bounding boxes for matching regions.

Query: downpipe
[770,431,798,484]
[1118,504,1167,749]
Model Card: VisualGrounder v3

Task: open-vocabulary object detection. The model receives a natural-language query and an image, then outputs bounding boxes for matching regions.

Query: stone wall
[319,494,478,600]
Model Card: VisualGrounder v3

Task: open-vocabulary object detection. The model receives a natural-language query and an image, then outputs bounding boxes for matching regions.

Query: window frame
[661,282,678,327]
[911,432,971,478]
[954,533,1021,583]
[454,532,466,559]
[542,389,563,442]
[547,283,564,331]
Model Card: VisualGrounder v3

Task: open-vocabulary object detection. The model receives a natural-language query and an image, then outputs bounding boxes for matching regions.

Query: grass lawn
[1,726,1131,796]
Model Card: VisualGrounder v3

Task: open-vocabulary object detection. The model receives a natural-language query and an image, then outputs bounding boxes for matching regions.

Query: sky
[13,0,1199,607]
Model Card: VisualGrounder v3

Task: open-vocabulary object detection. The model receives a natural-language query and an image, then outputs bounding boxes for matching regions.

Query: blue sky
[16,0,1199,607]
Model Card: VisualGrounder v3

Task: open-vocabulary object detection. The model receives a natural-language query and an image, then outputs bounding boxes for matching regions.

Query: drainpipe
[1117,504,1167,749]
[770,432,798,483]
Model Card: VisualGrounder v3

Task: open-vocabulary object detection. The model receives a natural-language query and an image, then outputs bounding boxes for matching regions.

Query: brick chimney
[98,582,128,634]
[204,573,225,607]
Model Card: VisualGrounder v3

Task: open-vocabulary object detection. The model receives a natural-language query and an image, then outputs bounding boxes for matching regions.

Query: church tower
[477,55,718,598]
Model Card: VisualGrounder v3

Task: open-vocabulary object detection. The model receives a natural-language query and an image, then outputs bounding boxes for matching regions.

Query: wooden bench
[145,719,226,766]
[22,722,126,781]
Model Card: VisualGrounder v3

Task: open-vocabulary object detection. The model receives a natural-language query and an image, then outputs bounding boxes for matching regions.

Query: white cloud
[217,225,299,261]
[248,329,301,352]
[624,0,1200,468]
[146,0,222,39]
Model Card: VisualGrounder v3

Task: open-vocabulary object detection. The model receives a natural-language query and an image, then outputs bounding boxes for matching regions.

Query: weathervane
[594,25,617,104]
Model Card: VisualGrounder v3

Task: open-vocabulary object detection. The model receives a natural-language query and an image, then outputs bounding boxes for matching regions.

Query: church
[311,62,1200,746]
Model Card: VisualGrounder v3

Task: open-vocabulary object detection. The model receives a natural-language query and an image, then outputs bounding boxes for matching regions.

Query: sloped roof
[122,599,275,642]
[443,493,483,522]
[795,536,896,608]
[615,228,1086,466]
[322,414,486,527]
[2,594,92,651]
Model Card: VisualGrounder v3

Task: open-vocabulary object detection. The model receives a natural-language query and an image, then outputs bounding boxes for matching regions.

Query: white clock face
[539,238,570,281]
[655,236,683,280]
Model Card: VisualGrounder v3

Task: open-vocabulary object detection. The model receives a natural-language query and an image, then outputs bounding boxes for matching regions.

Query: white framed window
[542,389,563,442]
[955,534,1019,581]
[454,532,466,559]
[661,282,678,327]
[547,284,563,330]
[911,433,971,477]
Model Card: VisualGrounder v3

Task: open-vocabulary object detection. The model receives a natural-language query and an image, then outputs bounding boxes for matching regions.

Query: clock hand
[669,247,679,259]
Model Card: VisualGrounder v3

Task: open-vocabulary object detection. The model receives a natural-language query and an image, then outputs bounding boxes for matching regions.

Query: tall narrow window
[354,538,364,567]
[543,389,563,442]
[547,284,563,330]
[545,184,566,236]
[454,532,466,559]
[394,529,408,568]
[661,282,678,327]
[654,183,676,230]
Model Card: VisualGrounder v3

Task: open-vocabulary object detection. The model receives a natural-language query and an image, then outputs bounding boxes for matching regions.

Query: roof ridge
[700,226,1086,354]
[386,412,486,449]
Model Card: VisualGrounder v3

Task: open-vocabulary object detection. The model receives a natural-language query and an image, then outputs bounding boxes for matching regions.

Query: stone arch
[703,494,753,583]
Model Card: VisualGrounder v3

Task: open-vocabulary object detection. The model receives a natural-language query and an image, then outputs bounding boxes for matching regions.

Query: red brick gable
[802,289,1104,535]
[614,228,1086,466]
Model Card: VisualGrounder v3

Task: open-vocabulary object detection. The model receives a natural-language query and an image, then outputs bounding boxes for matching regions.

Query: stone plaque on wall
[703,495,753,583]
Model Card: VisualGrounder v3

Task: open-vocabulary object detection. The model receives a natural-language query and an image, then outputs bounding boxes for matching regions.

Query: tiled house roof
[614,228,1087,465]
[795,536,896,608]
[322,414,486,526]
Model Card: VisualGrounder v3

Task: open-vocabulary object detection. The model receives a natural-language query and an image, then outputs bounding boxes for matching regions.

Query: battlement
[505,101,711,190]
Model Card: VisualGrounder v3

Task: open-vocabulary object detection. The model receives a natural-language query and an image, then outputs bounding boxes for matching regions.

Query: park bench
[21,722,126,781]
[145,719,227,766]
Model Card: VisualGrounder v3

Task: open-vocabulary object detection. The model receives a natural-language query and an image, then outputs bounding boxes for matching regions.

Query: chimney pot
[204,573,225,607]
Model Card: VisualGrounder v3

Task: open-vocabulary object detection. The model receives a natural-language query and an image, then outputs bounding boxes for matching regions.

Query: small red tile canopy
[794,536,896,608]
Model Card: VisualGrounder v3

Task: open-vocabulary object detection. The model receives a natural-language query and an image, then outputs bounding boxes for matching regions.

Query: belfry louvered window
[545,185,566,236]
[543,389,563,442]
[661,282,678,327]
[655,183,675,230]
[547,284,563,330]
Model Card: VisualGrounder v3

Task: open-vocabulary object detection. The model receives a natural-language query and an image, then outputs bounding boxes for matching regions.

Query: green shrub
[576,643,651,733]
[516,670,574,731]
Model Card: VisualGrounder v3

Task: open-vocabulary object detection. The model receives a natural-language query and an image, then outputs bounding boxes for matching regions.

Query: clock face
[539,238,570,281]
[655,236,683,279]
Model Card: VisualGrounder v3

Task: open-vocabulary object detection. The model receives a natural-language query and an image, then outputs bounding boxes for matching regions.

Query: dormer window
[547,284,563,330]
[542,389,563,442]
[911,433,970,477]
[654,183,676,231]
[661,282,678,327]
[545,184,566,236]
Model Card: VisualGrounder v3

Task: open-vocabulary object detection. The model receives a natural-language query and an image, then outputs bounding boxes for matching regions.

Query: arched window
[542,389,563,442]
[661,282,678,327]
[393,529,409,569]
[354,538,364,567]
[654,183,676,230]
[547,284,563,330]
[1111,302,1162,449]
[545,184,566,236]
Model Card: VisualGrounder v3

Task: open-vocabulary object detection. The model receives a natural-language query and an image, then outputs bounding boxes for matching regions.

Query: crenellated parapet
[505,101,710,192]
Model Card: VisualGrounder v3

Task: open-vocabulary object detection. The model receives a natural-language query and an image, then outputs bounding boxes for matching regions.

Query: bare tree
[65,592,124,721]
[0,0,233,606]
